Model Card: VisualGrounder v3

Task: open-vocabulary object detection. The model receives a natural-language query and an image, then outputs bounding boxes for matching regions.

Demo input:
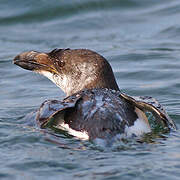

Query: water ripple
[1,0,180,179]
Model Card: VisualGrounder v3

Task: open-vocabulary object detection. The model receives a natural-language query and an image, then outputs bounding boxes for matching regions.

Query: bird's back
[63,89,139,140]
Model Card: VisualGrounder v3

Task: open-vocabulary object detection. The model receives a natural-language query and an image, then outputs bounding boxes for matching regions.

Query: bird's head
[14,48,119,96]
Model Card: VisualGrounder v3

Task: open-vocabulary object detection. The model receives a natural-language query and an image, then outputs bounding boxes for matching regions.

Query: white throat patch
[38,71,67,91]
[39,61,97,96]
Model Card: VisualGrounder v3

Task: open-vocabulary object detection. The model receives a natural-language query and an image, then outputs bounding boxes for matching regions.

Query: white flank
[125,108,151,137]
[125,118,151,137]
[56,122,89,140]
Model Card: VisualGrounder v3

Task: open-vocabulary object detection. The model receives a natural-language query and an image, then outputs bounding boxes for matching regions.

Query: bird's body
[13,48,177,141]
[36,88,151,140]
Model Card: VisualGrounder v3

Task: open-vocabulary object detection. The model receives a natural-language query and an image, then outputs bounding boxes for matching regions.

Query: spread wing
[25,95,82,128]
[120,93,177,130]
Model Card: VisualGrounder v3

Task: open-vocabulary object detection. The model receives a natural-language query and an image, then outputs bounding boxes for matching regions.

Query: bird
[13,48,177,141]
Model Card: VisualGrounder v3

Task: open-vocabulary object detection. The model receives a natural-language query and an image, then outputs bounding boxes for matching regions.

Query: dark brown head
[14,48,119,96]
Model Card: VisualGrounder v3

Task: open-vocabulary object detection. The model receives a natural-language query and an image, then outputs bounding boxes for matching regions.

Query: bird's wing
[120,93,177,130]
[34,95,82,128]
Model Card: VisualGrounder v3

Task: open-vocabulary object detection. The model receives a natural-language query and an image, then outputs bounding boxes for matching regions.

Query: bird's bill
[13,51,58,74]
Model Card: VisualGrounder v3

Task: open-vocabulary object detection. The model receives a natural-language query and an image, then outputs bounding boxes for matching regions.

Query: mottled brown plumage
[14,49,119,96]
[13,48,177,141]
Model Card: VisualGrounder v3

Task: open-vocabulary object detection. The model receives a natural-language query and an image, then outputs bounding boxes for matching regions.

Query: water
[1,0,180,179]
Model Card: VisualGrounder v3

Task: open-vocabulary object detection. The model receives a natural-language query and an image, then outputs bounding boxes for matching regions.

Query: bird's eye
[59,60,65,67]
[54,59,65,67]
